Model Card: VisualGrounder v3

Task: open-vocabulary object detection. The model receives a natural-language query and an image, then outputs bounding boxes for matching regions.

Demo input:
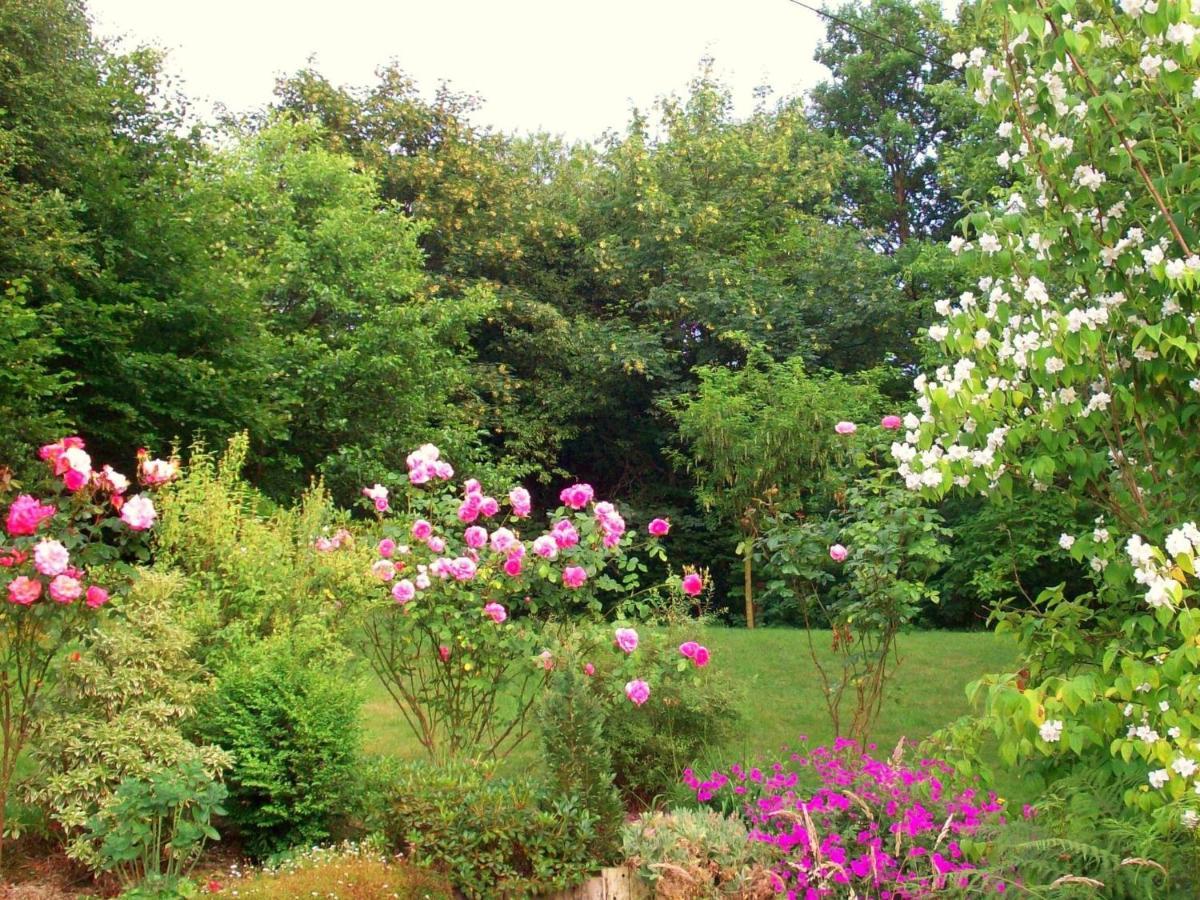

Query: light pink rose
[378,538,396,558]
[7,575,41,606]
[479,497,500,517]
[829,544,848,562]
[372,559,396,581]
[464,526,488,549]
[119,495,157,531]
[551,520,579,549]
[392,579,415,603]
[563,566,587,589]
[427,536,446,554]
[834,421,857,435]
[411,519,433,541]
[484,602,507,623]
[583,663,595,676]
[532,536,558,559]
[509,487,532,518]
[140,457,178,486]
[614,627,639,653]
[881,415,903,430]
[34,540,69,577]
[49,574,81,604]
[489,527,517,554]
[625,679,650,706]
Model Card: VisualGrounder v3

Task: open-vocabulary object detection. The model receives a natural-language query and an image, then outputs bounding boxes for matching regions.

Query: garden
[2,0,1200,895]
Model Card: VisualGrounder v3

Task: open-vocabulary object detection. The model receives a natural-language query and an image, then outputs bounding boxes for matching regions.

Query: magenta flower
[681,573,704,596]
[438,644,451,662]
[483,602,507,623]
[563,566,587,589]
[427,536,446,554]
[5,495,55,537]
[829,544,848,562]
[625,679,650,706]
[464,526,487,549]
[694,646,710,667]
[583,662,595,676]
[647,517,671,536]
[679,641,700,659]
[411,519,433,541]
[559,483,595,510]
[391,580,415,604]
[508,487,531,518]
[881,414,903,430]
[85,585,110,609]
[378,538,397,558]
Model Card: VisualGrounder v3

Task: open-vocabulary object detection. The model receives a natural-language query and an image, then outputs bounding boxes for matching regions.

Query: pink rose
[829,544,848,562]
[428,536,446,554]
[532,535,558,560]
[6,495,56,537]
[479,497,500,517]
[94,465,130,495]
[625,679,650,706]
[415,573,431,590]
[411,519,433,541]
[314,537,336,552]
[140,457,179,486]
[63,468,88,492]
[85,585,110,609]
[7,575,41,606]
[464,479,482,496]
[681,573,704,597]
[539,650,555,671]
[49,574,81,604]
[583,663,595,676]
[450,557,477,581]
[648,518,670,537]
[509,487,532,518]
[434,461,454,480]
[490,528,517,554]
[694,646,710,667]
[34,540,69,577]
[392,579,416,603]
[551,520,579,549]
[563,566,587,589]
[503,555,523,577]
[378,538,397,558]
[464,526,488,549]
[438,644,451,662]
[119,495,157,531]
[834,421,857,435]
[559,483,594,510]
[371,559,396,581]
[614,627,639,653]
[679,641,700,659]
[484,602,507,623]
[881,415,903,430]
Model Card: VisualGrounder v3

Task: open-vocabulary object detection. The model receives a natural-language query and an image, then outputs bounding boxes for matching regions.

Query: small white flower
[1149,768,1170,789]
[951,51,968,69]
[1045,357,1066,375]
[1039,720,1064,743]
[1140,55,1163,79]
[1161,700,1172,712]
[1174,757,1197,778]
[1183,810,1199,830]
[1059,533,1076,550]
[979,233,1002,254]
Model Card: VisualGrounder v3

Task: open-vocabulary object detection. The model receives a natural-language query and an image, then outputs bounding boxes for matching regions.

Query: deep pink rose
[559,483,594,510]
[679,641,700,659]
[85,585,110,608]
[509,487,532,518]
[681,573,704,596]
[464,526,488,549]
[563,566,587,588]
[6,495,56,536]
[7,576,41,606]
[378,538,396,558]
[881,415,903,430]
[648,518,670,537]
[694,646,711,667]
[392,579,415,603]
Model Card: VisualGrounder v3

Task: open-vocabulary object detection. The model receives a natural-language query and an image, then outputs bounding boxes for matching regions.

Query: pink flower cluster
[684,740,1008,897]
[679,640,711,667]
[34,436,157,527]
[314,528,353,552]
[406,444,454,485]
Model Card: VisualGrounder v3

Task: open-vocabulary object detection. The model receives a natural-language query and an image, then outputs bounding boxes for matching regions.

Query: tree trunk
[743,547,755,630]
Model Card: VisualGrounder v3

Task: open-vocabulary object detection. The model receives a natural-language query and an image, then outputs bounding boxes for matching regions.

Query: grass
[361,627,1016,771]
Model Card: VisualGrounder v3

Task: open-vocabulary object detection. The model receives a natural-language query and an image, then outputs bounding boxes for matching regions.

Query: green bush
[375,760,599,898]
[622,808,777,898]
[192,619,362,858]
[28,570,231,870]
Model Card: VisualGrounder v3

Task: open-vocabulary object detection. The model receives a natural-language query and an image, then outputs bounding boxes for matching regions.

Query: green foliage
[192,620,363,858]
[152,435,371,652]
[85,758,226,894]
[622,808,776,898]
[29,571,230,869]
[372,760,599,899]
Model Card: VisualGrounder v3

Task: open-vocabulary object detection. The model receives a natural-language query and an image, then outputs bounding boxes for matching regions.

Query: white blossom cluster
[1125,525,1199,609]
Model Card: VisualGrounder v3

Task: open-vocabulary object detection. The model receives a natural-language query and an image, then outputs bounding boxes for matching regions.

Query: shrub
[192,619,362,858]
[28,570,231,869]
[622,808,777,899]
[374,759,599,898]
[85,758,226,896]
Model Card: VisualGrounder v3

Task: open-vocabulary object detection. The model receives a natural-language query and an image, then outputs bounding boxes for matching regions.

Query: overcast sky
[86,0,834,141]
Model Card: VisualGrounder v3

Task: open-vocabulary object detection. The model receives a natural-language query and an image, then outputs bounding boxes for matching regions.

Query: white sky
[86,0,834,142]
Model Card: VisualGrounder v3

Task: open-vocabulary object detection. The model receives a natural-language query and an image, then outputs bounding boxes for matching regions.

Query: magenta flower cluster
[684,740,1008,897]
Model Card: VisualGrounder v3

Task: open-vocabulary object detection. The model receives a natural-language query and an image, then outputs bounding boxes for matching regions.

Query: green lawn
[361,627,1016,772]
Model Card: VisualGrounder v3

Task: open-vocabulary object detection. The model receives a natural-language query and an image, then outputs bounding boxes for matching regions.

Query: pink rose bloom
[583,662,595,676]
[559,483,594,510]
[451,556,477,581]
[464,526,488,549]
[34,540,69,577]
[602,532,622,549]
[625,679,650,706]
[694,646,711,667]
[551,520,579,549]
[489,527,517,554]
[562,566,587,589]
[94,465,130,495]
[85,585,110,609]
[314,537,336,552]
[438,644,451,662]
[434,461,454,480]
[63,468,88,492]
[479,496,500,517]
[594,501,616,520]
[881,415,903,430]
[411,519,433,541]
[428,536,446,553]
[7,575,41,606]
[829,544,848,562]
[415,573,431,590]
[429,558,452,579]
[681,573,704,597]
[532,535,558,560]
[614,627,639,653]
[332,528,353,548]
[457,502,480,524]
[835,421,857,435]
[377,538,397,558]
[647,518,670,537]
[539,650,555,670]
[49,574,81,604]
[392,579,415,603]
[503,555,523,577]
[6,495,56,537]
[140,457,178,486]
[509,487,532,518]
[374,497,389,512]
[679,641,700,659]
[484,602,507,623]
[464,478,482,495]
[371,559,396,581]
[119,495,157,531]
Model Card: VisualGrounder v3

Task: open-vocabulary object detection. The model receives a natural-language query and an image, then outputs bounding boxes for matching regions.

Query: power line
[783,0,959,74]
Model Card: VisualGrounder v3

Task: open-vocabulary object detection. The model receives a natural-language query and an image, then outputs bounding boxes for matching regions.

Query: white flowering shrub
[906,0,1200,829]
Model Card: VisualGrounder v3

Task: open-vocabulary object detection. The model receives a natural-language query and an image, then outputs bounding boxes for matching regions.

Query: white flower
[951,51,968,68]
[1045,357,1066,375]
[1093,528,1110,543]
[1169,726,1182,739]
[1166,258,1187,279]
[1074,165,1106,191]
[1183,810,1200,830]
[979,233,1001,254]
[1174,757,1197,778]
[997,121,1014,138]
[928,325,949,342]
[1039,720,1064,743]
[1161,700,1172,713]
[1168,22,1197,44]
[948,235,966,255]
[1149,768,1170,789]
[1143,244,1165,266]
[1140,55,1163,79]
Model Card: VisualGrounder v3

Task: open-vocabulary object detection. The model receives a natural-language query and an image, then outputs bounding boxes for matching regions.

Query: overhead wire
[782,0,960,74]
